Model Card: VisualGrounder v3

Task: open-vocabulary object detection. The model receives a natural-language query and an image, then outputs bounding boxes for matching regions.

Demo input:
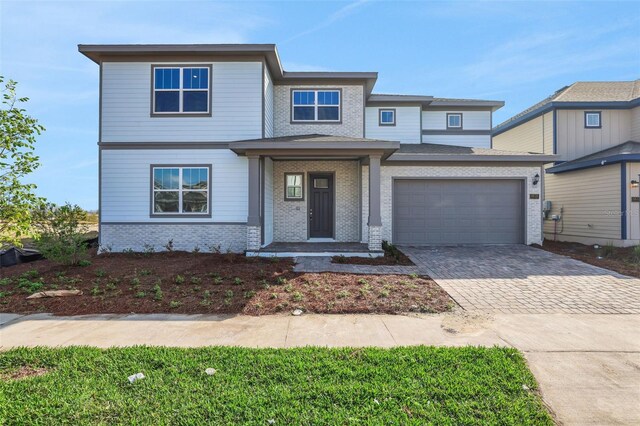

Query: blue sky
[1,0,638,210]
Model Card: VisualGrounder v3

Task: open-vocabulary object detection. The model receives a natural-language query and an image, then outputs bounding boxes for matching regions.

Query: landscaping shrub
[382,240,402,262]
[32,203,89,266]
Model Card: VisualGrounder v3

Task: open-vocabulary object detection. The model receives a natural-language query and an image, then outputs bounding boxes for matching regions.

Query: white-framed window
[585,111,601,128]
[447,113,462,129]
[152,166,210,215]
[285,173,304,200]
[291,89,340,122]
[379,109,396,126]
[153,66,210,115]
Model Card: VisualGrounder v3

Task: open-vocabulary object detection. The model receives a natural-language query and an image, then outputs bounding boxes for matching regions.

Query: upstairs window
[292,90,340,122]
[585,111,601,128]
[447,113,462,129]
[152,166,210,215]
[379,109,396,126]
[153,66,210,115]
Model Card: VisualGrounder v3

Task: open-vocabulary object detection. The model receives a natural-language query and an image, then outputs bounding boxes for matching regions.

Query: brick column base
[247,226,262,251]
[368,225,382,251]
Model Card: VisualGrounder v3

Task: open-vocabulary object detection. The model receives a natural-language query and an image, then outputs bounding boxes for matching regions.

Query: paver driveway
[401,245,640,314]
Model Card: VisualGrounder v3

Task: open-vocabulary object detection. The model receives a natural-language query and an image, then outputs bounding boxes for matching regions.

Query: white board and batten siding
[101,62,263,142]
[364,106,421,143]
[422,110,491,148]
[101,149,248,223]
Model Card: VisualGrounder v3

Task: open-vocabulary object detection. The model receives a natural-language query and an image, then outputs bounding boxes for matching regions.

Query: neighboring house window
[447,113,463,129]
[292,90,340,122]
[585,111,601,128]
[379,109,396,126]
[152,166,209,215]
[285,173,304,200]
[153,66,210,115]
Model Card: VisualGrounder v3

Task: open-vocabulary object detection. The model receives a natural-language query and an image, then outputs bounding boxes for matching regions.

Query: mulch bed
[536,239,640,278]
[331,250,414,266]
[0,250,452,316]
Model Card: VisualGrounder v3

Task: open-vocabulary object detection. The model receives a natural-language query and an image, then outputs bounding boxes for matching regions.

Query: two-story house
[80,44,554,255]
[493,80,640,246]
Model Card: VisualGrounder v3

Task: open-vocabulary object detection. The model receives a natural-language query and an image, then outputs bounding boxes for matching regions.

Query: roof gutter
[546,154,640,174]
[387,153,558,163]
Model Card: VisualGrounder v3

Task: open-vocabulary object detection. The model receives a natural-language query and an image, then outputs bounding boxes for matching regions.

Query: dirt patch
[441,311,493,335]
[0,250,452,316]
[0,366,50,381]
[536,240,640,278]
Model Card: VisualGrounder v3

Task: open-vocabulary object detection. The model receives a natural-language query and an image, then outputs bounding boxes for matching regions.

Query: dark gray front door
[393,179,524,245]
[309,174,334,238]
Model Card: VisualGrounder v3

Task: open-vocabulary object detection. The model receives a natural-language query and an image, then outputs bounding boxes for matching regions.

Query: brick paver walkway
[401,245,640,314]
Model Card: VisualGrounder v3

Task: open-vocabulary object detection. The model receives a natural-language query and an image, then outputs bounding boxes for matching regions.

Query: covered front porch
[229,135,399,256]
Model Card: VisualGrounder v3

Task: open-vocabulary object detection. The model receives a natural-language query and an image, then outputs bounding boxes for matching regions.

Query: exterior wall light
[532,173,540,186]
[631,180,639,188]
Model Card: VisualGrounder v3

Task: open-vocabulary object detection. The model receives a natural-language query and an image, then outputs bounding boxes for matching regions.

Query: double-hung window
[585,111,601,128]
[152,166,210,215]
[447,113,462,129]
[153,66,210,115]
[292,89,340,122]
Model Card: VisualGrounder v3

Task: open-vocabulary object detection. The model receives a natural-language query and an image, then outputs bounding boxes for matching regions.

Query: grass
[0,346,552,425]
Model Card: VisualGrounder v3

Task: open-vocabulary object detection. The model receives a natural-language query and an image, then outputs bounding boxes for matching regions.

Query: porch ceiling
[229,134,400,160]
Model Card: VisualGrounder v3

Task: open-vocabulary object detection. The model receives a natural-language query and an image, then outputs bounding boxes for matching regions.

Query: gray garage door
[393,179,525,245]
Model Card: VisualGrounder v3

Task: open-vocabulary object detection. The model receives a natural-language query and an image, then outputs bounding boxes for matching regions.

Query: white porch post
[247,155,261,251]
[368,154,383,251]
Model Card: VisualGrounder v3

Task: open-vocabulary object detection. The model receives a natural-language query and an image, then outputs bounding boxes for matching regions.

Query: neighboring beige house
[493,80,640,246]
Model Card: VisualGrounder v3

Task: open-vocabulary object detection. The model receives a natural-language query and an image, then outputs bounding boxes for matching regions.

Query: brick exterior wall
[273,85,364,138]
[246,225,261,251]
[368,225,382,251]
[272,160,361,242]
[361,165,543,245]
[100,223,246,253]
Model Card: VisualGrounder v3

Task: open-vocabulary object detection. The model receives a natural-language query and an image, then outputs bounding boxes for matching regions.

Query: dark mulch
[331,249,414,266]
[536,239,640,278]
[0,250,452,316]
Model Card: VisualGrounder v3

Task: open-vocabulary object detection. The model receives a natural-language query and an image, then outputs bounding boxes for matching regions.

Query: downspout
[621,161,627,240]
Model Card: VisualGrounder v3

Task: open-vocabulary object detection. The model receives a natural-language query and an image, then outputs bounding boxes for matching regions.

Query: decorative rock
[26,290,83,299]
[292,309,303,316]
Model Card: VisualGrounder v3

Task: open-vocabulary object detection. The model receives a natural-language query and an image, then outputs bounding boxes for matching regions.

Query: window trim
[290,88,342,124]
[150,64,213,117]
[379,108,396,126]
[284,172,305,201]
[149,164,212,218]
[446,113,463,129]
[584,111,602,129]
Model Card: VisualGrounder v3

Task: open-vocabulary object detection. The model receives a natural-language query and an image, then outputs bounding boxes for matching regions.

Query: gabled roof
[494,80,640,135]
[547,140,640,174]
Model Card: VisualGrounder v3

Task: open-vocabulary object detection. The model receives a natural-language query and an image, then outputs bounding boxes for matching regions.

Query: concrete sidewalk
[1,312,639,425]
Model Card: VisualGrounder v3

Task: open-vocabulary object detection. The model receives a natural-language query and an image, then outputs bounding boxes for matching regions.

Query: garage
[393,179,525,245]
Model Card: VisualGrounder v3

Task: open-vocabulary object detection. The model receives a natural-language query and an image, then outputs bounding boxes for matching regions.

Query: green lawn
[0,346,553,425]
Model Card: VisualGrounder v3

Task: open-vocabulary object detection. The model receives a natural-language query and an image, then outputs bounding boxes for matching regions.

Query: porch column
[247,155,261,251]
[368,154,383,251]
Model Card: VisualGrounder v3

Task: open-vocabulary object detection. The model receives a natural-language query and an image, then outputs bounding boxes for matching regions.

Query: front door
[309,173,334,238]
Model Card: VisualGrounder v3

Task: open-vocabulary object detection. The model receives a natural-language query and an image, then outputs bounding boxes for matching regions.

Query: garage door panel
[393,179,524,245]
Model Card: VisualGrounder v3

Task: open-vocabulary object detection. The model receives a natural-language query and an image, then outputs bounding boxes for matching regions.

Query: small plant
[233,277,243,286]
[408,273,419,280]
[131,276,141,287]
[192,246,201,254]
[99,244,112,254]
[169,300,182,308]
[95,268,106,278]
[359,284,372,297]
[633,245,640,262]
[105,282,117,291]
[291,291,303,302]
[164,240,174,252]
[174,275,185,285]
[602,243,616,258]
[256,269,266,279]
[122,248,134,254]
[334,255,347,264]
[22,270,39,279]
[78,260,92,267]
[135,291,146,298]
[336,290,349,299]
[143,244,155,255]
[152,283,163,301]
[0,278,12,286]
[382,240,402,263]
[139,269,152,276]
[283,283,293,293]
[276,276,287,285]
[378,288,390,298]
[269,293,278,300]
[224,290,234,299]
[17,278,44,294]
[90,286,101,296]
[206,243,222,254]
[357,278,368,285]
[190,276,202,285]
[210,274,223,285]
[260,279,270,289]
[203,290,211,299]
[244,290,256,299]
